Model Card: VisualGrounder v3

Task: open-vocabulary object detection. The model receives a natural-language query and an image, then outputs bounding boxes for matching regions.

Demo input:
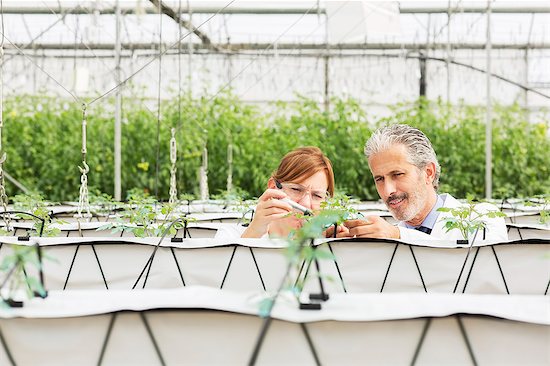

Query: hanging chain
[0,36,11,232]
[168,128,178,204]
[226,137,233,193]
[199,137,209,201]
[76,103,91,218]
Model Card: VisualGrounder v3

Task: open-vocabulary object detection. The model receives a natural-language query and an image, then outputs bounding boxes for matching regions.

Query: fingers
[258,188,288,202]
[257,198,293,215]
[324,224,350,238]
[343,218,372,229]
[343,216,399,239]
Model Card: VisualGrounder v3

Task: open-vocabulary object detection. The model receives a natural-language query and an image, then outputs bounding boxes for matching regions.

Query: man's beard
[385,185,426,222]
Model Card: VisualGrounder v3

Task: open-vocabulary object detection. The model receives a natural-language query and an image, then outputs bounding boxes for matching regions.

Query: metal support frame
[114,0,122,201]
[219,245,266,291]
[485,1,492,199]
[97,312,166,366]
[4,3,550,15]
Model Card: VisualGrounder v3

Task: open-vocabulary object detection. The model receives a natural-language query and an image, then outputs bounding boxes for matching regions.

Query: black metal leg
[249,261,295,365]
[133,245,162,290]
[294,258,313,290]
[97,313,117,366]
[461,247,481,293]
[300,323,321,366]
[142,252,156,289]
[456,316,478,366]
[91,245,109,290]
[410,318,432,366]
[408,246,427,293]
[453,244,477,294]
[63,244,80,290]
[380,243,399,293]
[0,324,16,366]
[219,246,237,289]
[169,248,186,287]
[491,246,510,294]
[544,277,550,295]
[97,312,166,366]
[517,227,523,241]
[248,317,273,366]
[313,258,328,298]
[327,243,347,293]
[248,247,266,291]
[294,260,307,288]
[140,313,166,366]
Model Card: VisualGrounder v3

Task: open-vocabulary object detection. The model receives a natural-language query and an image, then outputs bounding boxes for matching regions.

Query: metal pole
[187,0,193,95]
[114,0,122,201]
[524,48,529,120]
[485,1,492,199]
[324,10,329,113]
[446,1,451,103]
[420,14,431,98]
[525,13,535,122]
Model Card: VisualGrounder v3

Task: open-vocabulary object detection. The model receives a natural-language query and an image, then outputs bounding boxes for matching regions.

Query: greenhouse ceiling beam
[3,4,550,15]
[6,42,550,51]
[147,0,222,52]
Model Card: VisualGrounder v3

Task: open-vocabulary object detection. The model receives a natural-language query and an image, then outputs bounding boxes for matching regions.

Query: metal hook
[78,161,89,174]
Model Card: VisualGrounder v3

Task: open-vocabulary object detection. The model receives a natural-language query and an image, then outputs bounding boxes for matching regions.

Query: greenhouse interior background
[0,0,548,203]
[0,1,549,365]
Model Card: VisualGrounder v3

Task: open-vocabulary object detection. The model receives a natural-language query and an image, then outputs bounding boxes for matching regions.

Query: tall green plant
[3,95,549,202]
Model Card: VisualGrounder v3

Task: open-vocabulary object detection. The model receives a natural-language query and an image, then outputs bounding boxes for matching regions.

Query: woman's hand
[241,189,294,238]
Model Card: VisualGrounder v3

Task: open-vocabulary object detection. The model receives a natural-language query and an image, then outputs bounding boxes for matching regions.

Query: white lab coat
[398,194,508,244]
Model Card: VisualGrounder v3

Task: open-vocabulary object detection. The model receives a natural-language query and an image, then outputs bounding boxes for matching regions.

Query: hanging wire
[39,1,123,83]
[202,2,320,107]
[2,12,68,67]
[88,0,237,106]
[0,35,81,102]
[171,0,327,140]
[238,1,352,102]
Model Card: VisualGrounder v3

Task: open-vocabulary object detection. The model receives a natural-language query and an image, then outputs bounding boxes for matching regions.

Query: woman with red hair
[217,146,335,238]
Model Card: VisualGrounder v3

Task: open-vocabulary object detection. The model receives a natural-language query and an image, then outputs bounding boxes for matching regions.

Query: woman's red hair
[272,146,334,196]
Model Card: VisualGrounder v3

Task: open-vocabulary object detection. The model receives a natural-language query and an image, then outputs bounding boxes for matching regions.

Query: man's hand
[343,215,400,239]
[324,224,351,238]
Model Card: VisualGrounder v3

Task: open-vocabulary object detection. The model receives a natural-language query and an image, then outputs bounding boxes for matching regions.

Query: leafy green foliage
[285,208,355,294]
[531,194,550,225]
[321,193,362,220]
[88,190,122,216]
[97,194,195,237]
[0,245,46,306]
[438,201,506,241]
[3,95,549,202]
[12,193,64,237]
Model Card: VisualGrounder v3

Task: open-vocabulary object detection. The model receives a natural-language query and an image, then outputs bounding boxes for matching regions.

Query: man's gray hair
[364,124,441,189]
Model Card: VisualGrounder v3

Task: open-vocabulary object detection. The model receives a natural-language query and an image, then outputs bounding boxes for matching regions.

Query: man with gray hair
[330,124,507,242]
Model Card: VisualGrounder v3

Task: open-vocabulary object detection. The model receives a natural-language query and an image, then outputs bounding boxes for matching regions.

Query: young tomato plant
[12,193,66,237]
[438,200,506,241]
[0,245,46,307]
